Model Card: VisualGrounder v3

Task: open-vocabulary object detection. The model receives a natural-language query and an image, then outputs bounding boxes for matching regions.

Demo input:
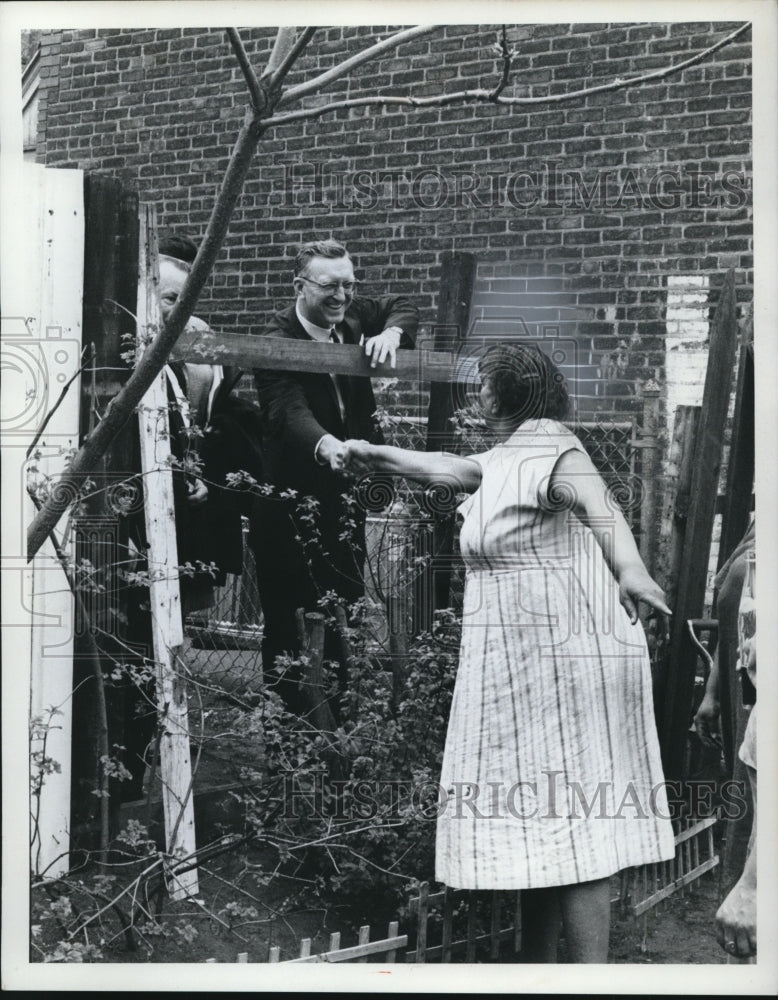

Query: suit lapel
[287,305,346,428]
[284,304,312,341]
[338,308,361,347]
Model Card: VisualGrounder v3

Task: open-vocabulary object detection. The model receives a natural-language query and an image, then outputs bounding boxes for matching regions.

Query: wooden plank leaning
[659,269,740,782]
[136,205,198,899]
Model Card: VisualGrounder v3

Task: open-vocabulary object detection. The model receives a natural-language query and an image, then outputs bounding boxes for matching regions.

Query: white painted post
[136,205,198,899]
[20,166,84,878]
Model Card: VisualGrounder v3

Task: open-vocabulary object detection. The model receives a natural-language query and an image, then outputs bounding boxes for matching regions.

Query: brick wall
[35,22,752,426]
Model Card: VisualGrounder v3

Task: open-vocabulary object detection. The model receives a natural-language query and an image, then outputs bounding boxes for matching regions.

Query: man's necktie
[329,328,350,429]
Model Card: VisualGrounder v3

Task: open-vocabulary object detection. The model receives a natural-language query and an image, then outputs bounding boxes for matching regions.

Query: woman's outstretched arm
[550,447,671,622]
[342,440,483,494]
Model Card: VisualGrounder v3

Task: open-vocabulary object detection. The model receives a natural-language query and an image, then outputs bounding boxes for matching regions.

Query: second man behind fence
[250,238,419,717]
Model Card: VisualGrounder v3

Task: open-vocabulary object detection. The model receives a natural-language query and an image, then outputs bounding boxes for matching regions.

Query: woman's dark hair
[159,233,199,264]
[479,342,570,424]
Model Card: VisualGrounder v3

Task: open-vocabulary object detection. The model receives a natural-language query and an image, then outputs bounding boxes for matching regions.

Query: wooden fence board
[717,302,754,570]
[286,933,408,964]
[513,891,522,954]
[441,886,454,963]
[24,165,84,877]
[637,387,661,575]
[424,253,476,621]
[406,925,519,963]
[465,897,477,962]
[357,925,370,963]
[425,251,476,452]
[628,816,719,917]
[173,329,464,382]
[660,269,740,781]
[136,206,198,899]
[385,921,400,964]
[633,857,719,916]
[490,893,501,960]
[415,881,429,964]
[71,174,139,844]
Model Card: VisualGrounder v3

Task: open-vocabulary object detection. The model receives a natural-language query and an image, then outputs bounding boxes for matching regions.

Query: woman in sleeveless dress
[342,343,674,963]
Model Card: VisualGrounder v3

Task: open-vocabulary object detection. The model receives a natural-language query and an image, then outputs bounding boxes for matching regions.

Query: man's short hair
[294,239,350,278]
[159,233,199,264]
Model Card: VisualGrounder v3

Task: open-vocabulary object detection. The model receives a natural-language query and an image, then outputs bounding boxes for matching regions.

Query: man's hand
[315,434,348,473]
[342,439,375,476]
[187,478,208,507]
[362,327,403,369]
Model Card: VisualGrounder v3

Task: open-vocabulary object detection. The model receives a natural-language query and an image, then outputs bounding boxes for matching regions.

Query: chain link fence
[181,408,650,691]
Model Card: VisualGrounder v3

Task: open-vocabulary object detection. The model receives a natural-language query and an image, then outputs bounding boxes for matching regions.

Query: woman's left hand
[618,565,672,624]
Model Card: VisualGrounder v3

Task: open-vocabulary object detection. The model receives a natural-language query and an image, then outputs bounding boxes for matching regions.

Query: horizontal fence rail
[173,331,466,381]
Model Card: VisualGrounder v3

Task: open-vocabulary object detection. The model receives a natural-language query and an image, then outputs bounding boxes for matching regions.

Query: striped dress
[435,419,676,890]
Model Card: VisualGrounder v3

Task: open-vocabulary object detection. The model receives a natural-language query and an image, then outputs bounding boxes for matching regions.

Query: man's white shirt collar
[296,301,339,341]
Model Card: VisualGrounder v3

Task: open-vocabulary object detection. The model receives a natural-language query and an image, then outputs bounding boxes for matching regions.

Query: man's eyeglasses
[299,276,357,295]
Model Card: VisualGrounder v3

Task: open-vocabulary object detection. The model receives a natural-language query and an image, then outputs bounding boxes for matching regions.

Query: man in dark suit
[251,238,419,716]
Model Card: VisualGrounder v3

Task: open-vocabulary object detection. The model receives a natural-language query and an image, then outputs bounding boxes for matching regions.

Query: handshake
[316,436,377,476]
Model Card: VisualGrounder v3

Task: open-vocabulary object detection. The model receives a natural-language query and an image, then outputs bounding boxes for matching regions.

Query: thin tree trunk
[27,116,267,558]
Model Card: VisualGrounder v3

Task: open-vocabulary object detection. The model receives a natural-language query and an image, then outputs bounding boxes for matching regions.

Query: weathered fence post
[332,603,358,718]
[659,405,702,609]
[717,302,754,570]
[465,892,478,962]
[659,269,739,781]
[72,173,140,847]
[653,404,701,705]
[23,166,85,877]
[638,382,661,575]
[415,880,430,963]
[441,886,454,963]
[385,921,400,963]
[137,206,198,898]
[423,252,477,622]
[387,592,410,712]
[295,610,338,737]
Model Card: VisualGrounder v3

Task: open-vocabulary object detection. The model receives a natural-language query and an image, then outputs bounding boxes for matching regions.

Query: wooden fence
[269,923,406,964]
[406,884,522,963]
[208,814,717,964]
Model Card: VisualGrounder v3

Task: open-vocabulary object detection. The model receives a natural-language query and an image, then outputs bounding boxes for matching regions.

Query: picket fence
[203,814,718,964]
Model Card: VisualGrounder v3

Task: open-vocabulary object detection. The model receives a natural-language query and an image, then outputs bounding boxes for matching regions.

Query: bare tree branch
[268,27,318,89]
[226,28,265,114]
[278,25,440,106]
[489,26,515,102]
[265,21,750,126]
[261,26,299,79]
